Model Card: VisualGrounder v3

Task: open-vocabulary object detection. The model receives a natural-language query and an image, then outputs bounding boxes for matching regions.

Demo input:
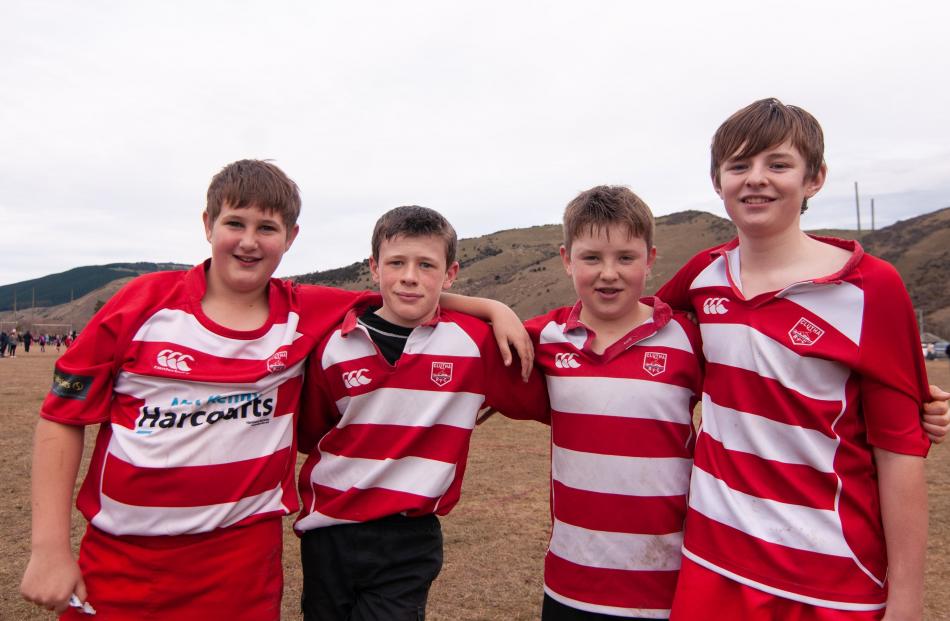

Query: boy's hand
[923,384,950,444]
[20,546,86,613]
[487,305,535,382]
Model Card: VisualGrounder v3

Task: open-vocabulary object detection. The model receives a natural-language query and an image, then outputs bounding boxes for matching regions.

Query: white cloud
[3,0,949,283]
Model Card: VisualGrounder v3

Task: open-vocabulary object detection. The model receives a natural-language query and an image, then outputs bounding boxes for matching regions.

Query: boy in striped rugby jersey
[525,186,703,620]
[295,206,549,621]
[19,159,366,620]
[658,98,943,620]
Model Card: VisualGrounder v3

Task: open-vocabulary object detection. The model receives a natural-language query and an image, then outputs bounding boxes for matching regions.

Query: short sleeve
[856,259,930,456]
[477,319,549,423]
[40,278,146,426]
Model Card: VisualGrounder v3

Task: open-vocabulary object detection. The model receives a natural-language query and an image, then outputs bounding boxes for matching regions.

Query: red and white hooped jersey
[657,237,930,611]
[526,298,702,619]
[41,262,362,536]
[295,298,548,532]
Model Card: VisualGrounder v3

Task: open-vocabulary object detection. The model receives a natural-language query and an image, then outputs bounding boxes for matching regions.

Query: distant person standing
[0,330,7,357]
[39,334,46,352]
[8,328,17,357]
[23,330,33,353]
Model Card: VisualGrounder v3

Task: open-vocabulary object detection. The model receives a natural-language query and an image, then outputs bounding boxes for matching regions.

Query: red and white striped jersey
[657,237,931,611]
[295,297,548,532]
[41,262,362,537]
[526,298,702,619]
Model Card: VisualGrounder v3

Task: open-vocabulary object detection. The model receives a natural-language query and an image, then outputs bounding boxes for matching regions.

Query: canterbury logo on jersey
[155,349,194,373]
[555,353,581,369]
[342,368,372,388]
[702,297,729,315]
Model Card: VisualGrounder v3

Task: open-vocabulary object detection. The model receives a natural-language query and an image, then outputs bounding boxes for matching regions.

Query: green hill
[0,262,189,312]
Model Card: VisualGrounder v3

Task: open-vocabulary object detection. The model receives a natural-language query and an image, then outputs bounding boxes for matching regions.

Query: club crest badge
[643,352,667,377]
[431,361,453,387]
[266,350,288,373]
[788,317,825,347]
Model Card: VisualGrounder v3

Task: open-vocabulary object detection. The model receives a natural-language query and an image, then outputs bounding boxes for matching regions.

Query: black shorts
[300,514,443,621]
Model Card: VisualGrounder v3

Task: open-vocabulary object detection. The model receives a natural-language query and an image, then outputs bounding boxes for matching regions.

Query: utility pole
[854,182,862,233]
[870,198,875,231]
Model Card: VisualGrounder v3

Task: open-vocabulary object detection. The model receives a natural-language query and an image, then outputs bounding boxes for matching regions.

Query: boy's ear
[559,245,572,276]
[805,164,828,198]
[441,261,460,290]
[646,246,657,272]
[368,256,381,285]
[202,211,213,242]
[711,173,723,197]
[284,224,300,251]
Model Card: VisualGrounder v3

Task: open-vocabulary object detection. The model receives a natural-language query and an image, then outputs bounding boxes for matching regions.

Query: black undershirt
[357,307,413,365]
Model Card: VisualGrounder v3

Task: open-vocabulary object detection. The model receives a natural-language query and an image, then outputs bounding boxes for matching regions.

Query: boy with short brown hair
[295,205,548,621]
[526,185,702,620]
[20,159,364,620]
[659,98,931,620]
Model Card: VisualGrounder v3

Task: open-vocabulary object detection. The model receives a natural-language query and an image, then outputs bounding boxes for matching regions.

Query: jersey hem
[543,585,671,619]
[681,548,886,611]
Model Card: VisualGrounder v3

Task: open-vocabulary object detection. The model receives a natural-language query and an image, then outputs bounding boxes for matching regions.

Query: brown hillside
[7,208,947,337]
[861,207,950,337]
[295,212,738,318]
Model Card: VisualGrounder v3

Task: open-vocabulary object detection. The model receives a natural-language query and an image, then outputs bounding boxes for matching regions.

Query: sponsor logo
[169,392,258,408]
[50,369,93,400]
[342,368,372,388]
[431,361,453,387]
[155,349,194,373]
[554,353,581,369]
[643,351,668,376]
[788,317,825,346]
[266,350,288,373]
[135,396,275,432]
[702,297,729,315]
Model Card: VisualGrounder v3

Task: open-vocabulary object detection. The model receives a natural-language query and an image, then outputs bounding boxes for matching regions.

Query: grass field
[2,349,948,619]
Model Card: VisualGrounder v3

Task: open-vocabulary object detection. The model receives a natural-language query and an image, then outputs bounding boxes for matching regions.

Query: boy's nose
[238,231,259,249]
[600,262,618,279]
[401,265,419,283]
[745,164,769,186]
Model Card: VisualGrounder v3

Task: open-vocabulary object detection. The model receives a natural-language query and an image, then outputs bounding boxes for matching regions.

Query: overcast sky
[3,1,949,285]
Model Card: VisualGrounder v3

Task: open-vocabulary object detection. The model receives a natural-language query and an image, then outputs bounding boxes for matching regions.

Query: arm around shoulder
[440,292,535,381]
[20,419,87,613]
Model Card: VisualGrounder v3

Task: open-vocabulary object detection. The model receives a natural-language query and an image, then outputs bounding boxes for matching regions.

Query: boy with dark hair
[524,185,702,620]
[295,205,548,621]
[658,98,932,619]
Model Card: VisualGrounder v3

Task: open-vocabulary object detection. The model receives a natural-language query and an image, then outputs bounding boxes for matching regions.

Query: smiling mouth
[741,196,775,205]
[595,288,622,295]
[234,255,261,264]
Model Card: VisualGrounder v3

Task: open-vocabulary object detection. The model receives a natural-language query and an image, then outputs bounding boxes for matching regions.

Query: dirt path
[2,350,948,619]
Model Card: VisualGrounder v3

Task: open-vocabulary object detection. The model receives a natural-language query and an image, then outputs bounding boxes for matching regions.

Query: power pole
[854,182,862,233]
[870,198,875,231]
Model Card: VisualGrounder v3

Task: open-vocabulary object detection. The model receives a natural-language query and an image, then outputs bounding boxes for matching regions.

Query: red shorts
[670,557,883,621]
[61,519,283,621]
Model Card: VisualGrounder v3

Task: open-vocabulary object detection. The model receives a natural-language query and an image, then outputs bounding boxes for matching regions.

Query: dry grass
[2,350,949,619]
